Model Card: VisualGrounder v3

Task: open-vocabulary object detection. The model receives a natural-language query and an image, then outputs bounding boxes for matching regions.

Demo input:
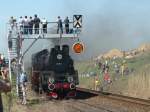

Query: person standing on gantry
[33,14,40,34]
[23,16,29,34]
[57,16,63,34]
[64,16,69,34]
[9,16,15,30]
[28,16,34,34]
[18,16,24,33]
[41,18,48,33]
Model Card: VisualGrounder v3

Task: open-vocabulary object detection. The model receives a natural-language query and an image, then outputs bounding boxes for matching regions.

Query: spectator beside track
[20,72,28,105]
[57,16,63,34]
[105,60,109,72]
[64,16,69,34]
[98,61,102,69]
[95,76,100,91]
[41,18,48,33]
[121,60,127,76]
[103,70,111,84]
[102,62,109,73]
[102,63,106,73]
[114,63,120,74]
[28,16,34,34]
[33,14,40,34]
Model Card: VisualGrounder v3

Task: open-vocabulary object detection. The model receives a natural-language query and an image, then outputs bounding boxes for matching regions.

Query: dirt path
[8,85,150,112]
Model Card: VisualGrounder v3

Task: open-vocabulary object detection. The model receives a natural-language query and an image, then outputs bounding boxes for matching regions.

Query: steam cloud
[23,0,150,69]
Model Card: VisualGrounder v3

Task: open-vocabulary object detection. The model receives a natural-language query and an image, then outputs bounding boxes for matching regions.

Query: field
[75,51,150,99]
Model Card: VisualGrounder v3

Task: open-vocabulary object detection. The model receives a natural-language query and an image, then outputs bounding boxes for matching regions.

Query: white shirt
[41,18,47,25]
[23,18,29,26]
[18,18,23,26]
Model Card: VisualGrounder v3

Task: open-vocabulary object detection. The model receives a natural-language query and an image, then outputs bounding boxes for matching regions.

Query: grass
[75,51,150,99]
[124,64,150,99]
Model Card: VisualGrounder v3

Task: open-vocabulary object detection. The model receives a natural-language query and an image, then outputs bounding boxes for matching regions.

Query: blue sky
[0,0,150,57]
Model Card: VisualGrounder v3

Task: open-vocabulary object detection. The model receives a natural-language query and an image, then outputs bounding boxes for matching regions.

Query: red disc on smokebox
[72,42,84,54]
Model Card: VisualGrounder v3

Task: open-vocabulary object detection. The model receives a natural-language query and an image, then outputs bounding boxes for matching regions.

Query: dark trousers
[35,25,39,34]
[29,25,33,34]
[24,25,28,34]
[42,24,47,33]
[57,27,63,34]
[65,24,69,34]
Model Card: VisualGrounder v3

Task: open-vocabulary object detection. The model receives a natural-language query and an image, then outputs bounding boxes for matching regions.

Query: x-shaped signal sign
[73,15,82,28]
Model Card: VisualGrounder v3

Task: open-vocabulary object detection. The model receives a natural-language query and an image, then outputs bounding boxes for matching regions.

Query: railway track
[77,87,150,107]
[24,86,150,112]
[75,87,150,112]
[65,99,115,112]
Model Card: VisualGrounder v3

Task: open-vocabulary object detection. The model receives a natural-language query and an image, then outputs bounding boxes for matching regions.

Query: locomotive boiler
[31,45,79,99]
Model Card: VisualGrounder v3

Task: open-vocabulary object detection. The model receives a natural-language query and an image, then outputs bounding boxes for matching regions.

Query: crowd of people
[9,15,71,35]
[94,58,134,91]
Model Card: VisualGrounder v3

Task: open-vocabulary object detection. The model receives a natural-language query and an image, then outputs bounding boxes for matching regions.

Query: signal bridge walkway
[8,21,81,39]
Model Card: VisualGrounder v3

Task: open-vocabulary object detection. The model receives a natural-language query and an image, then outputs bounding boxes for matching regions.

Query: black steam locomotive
[31,45,79,99]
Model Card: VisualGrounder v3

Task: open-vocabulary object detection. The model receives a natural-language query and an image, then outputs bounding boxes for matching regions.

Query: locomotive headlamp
[70,83,76,89]
[57,54,62,60]
[49,77,55,84]
[67,76,73,83]
[48,84,55,90]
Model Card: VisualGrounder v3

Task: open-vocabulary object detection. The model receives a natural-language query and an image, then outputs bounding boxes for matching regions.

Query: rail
[77,87,150,106]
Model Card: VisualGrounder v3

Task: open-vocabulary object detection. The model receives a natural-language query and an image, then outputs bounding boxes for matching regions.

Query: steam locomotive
[31,45,79,99]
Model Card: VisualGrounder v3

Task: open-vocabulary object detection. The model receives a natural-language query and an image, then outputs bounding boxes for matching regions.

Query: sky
[0,0,150,58]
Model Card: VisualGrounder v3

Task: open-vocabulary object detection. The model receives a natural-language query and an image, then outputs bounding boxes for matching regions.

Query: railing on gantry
[7,22,81,39]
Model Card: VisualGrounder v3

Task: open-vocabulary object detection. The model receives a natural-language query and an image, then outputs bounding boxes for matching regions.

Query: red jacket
[104,73,110,81]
